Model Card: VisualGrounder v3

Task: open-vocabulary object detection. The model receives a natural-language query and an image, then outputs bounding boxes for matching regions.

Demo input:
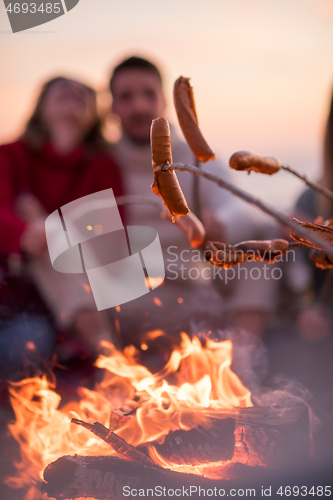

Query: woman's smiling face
[41,78,98,136]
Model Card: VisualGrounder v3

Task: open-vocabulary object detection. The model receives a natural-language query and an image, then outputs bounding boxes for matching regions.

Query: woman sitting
[0,76,124,382]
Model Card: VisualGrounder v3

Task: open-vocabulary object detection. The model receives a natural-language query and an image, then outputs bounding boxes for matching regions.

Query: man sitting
[108,55,278,352]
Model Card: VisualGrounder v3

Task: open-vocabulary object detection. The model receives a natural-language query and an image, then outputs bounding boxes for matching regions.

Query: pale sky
[0,0,333,209]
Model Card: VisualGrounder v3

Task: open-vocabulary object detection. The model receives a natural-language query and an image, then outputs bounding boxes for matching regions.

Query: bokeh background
[0,0,333,209]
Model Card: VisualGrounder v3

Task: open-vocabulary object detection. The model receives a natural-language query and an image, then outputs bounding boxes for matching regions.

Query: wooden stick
[71,418,154,466]
[161,163,333,258]
[116,195,161,209]
[192,156,202,219]
[282,165,333,202]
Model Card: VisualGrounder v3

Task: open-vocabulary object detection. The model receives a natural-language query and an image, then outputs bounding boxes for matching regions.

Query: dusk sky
[1,0,332,208]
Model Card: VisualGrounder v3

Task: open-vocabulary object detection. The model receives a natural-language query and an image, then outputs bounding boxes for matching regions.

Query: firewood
[141,405,309,469]
[141,418,235,465]
[109,409,134,432]
[43,406,310,499]
[42,455,263,500]
[71,419,154,466]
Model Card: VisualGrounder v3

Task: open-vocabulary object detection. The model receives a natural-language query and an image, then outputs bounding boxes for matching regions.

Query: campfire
[5,332,310,500]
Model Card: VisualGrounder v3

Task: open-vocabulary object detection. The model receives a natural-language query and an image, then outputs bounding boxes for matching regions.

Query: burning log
[72,406,310,471]
[145,405,310,469]
[42,455,260,500]
[42,405,309,500]
[42,405,309,499]
[145,418,235,465]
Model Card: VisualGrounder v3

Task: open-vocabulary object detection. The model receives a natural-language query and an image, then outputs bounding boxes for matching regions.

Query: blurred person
[108,55,279,357]
[0,77,124,382]
[292,85,333,342]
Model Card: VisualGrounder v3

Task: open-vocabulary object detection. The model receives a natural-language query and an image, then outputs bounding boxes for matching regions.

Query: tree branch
[116,195,161,209]
[161,163,333,258]
[282,165,333,202]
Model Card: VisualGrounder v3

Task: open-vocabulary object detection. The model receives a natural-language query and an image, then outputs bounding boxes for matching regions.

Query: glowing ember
[6,333,252,498]
[153,297,163,307]
[82,284,91,294]
[25,342,36,351]
[114,317,121,335]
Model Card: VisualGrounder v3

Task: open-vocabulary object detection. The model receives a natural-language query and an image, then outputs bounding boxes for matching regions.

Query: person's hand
[20,218,47,257]
[16,193,46,221]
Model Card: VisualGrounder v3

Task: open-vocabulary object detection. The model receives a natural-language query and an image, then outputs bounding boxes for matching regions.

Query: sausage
[150,117,189,218]
[173,77,215,163]
[205,239,289,268]
[235,239,289,257]
[161,209,205,248]
[229,151,281,175]
[205,241,244,268]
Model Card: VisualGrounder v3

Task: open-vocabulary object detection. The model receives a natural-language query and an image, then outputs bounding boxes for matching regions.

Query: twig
[192,156,202,219]
[161,163,333,259]
[116,195,161,209]
[282,165,333,202]
[71,418,155,466]
[289,242,302,249]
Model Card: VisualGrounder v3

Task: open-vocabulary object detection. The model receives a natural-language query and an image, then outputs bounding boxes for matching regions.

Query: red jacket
[0,140,125,254]
[0,140,125,319]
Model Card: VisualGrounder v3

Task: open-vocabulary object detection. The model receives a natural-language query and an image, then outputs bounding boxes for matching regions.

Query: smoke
[206,327,320,456]
[211,328,269,392]
[252,374,321,451]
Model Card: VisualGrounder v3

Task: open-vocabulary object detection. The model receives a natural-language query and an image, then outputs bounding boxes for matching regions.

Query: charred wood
[42,455,263,500]
[142,418,235,465]
[143,405,309,468]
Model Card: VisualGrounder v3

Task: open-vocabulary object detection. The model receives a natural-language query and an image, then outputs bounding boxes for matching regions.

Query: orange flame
[6,333,252,498]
